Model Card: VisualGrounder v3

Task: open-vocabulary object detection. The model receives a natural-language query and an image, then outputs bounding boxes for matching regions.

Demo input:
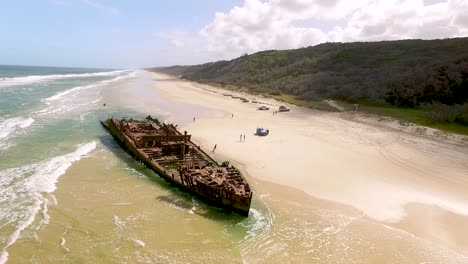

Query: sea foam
[0,141,96,264]
[45,83,100,101]
[0,70,128,88]
[28,71,135,118]
[242,208,274,241]
[113,215,126,230]
[0,117,34,149]
[0,117,34,140]
[45,71,136,102]
[132,238,146,247]
[0,71,135,148]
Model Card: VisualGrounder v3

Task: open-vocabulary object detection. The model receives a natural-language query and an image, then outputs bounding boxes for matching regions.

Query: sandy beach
[151,72,468,257]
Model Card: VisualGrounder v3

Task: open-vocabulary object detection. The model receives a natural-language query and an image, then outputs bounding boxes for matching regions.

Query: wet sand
[152,72,468,257]
[5,149,251,263]
[7,150,467,263]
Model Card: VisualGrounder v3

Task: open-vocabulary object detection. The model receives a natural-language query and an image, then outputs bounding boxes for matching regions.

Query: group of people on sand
[203,113,248,153]
[213,133,246,152]
[240,134,246,142]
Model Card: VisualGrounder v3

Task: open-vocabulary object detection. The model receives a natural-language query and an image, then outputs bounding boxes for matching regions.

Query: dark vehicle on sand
[256,127,269,136]
[278,105,290,112]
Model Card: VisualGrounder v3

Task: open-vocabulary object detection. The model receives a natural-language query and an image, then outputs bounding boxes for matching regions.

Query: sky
[0,0,467,69]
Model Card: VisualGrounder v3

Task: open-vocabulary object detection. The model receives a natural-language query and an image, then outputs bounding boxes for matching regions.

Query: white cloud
[155,31,190,48]
[199,0,468,59]
[82,0,120,16]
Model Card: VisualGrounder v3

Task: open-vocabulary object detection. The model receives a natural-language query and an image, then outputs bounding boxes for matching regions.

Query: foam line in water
[0,71,135,148]
[60,237,70,252]
[132,238,145,247]
[0,199,41,264]
[241,208,274,241]
[0,141,96,264]
[45,83,100,101]
[0,117,35,150]
[113,215,126,230]
[45,72,136,102]
[25,71,135,119]
[0,117,34,140]
[27,141,97,193]
[0,70,128,88]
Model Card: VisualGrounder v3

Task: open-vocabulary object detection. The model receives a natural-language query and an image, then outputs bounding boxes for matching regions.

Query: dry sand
[151,72,468,256]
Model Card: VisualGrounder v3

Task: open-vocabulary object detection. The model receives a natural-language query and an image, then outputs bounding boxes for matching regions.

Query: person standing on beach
[240,134,243,141]
[213,144,217,152]
[232,113,234,118]
[193,117,196,122]
[243,134,246,141]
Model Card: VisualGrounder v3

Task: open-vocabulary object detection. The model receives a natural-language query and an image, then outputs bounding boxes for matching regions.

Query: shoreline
[154,72,468,142]
[151,71,468,256]
[188,75,468,144]
[154,71,468,137]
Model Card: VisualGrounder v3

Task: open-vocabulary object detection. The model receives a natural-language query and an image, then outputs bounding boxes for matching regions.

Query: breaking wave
[0,141,97,264]
[45,71,136,102]
[0,71,136,149]
[0,70,128,88]
[0,117,34,149]
[45,83,100,102]
[242,208,274,241]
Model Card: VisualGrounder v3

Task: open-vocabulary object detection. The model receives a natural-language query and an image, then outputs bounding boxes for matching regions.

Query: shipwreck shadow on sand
[97,134,249,224]
[155,193,247,222]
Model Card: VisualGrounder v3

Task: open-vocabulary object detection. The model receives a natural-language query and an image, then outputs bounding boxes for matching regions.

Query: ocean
[0,66,271,263]
[0,65,466,263]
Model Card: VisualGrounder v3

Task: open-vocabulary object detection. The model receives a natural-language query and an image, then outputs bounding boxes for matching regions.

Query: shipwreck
[101,116,252,216]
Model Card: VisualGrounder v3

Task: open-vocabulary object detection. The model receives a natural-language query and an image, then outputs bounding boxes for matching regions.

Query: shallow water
[0,66,466,263]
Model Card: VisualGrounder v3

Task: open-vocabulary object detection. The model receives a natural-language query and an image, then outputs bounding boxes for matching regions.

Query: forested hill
[151,38,468,127]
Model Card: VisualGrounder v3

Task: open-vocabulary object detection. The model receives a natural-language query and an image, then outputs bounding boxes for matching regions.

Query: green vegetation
[150,38,468,135]
[337,101,468,135]
[208,82,338,112]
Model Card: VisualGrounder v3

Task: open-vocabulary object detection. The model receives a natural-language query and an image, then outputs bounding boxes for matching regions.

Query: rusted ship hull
[100,117,252,216]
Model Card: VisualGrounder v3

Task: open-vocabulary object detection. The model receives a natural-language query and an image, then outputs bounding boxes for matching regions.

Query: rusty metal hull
[100,118,252,216]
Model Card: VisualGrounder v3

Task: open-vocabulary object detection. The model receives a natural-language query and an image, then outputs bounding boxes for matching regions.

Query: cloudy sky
[1,0,467,68]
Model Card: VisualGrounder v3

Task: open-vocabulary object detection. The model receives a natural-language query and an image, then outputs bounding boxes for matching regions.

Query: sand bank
[152,72,468,255]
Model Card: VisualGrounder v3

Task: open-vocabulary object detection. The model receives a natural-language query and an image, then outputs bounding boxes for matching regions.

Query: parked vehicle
[256,127,269,136]
[257,105,269,110]
[278,105,290,112]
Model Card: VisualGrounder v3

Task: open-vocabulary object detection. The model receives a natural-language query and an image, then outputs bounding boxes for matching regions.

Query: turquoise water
[0,65,141,262]
[0,65,133,163]
[0,66,273,263]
